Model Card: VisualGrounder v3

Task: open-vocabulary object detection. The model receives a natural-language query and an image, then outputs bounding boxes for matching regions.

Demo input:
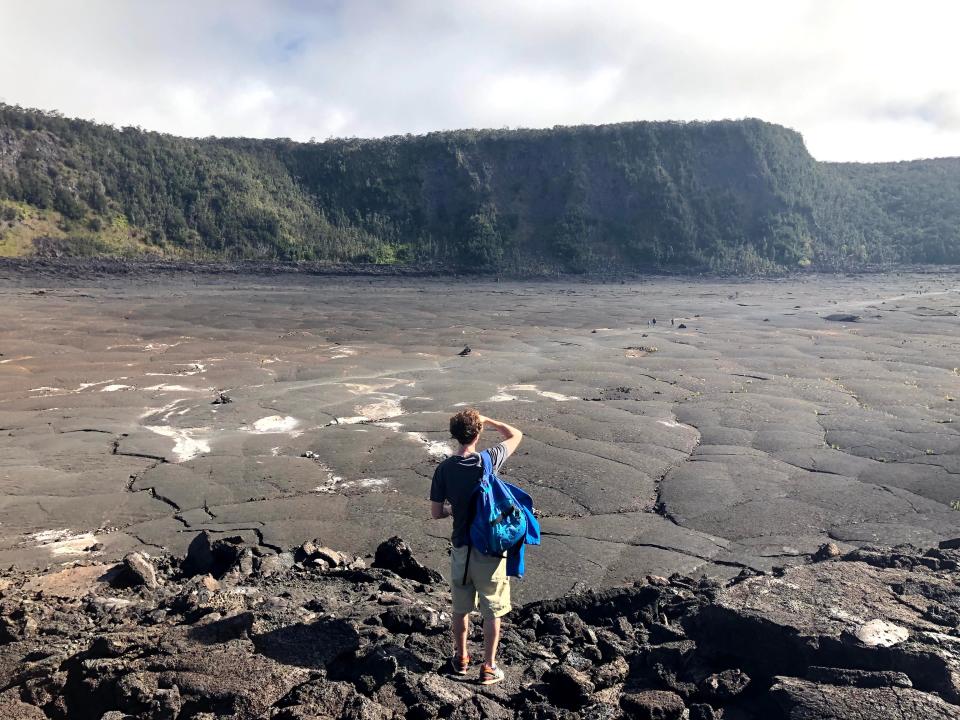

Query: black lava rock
[545,664,596,709]
[620,690,686,719]
[698,669,750,701]
[373,537,443,584]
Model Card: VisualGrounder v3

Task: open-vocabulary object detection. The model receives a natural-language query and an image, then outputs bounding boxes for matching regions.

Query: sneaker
[449,655,470,676]
[479,663,504,685]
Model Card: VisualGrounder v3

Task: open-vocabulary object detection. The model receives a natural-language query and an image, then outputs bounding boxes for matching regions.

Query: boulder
[122,552,157,589]
[296,540,346,568]
[702,560,960,700]
[771,676,960,719]
[183,532,260,578]
[182,531,214,577]
[688,705,722,720]
[0,689,48,719]
[273,679,392,720]
[379,606,441,634]
[150,686,181,719]
[199,574,220,592]
[544,664,596,709]
[807,666,913,689]
[698,669,750,701]
[813,542,842,561]
[592,656,629,689]
[257,552,295,578]
[210,535,249,574]
[372,537,443,584]
[295,539,321,561]
[619,690,686,720]
[188,612,253,643]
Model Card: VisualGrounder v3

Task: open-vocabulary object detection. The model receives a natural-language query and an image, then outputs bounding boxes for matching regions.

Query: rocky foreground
[3,537,960,719]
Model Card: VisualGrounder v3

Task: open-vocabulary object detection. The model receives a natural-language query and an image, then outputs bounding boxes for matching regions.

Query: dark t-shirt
[430,442,510,547]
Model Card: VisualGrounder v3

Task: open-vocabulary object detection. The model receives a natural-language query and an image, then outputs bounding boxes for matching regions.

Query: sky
[2,1,959,162]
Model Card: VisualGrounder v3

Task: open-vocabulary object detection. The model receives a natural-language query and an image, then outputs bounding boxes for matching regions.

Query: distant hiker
[430,409,535,685]
[652,317,657,325]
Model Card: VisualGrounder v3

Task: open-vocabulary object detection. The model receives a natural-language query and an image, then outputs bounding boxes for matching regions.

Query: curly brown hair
[449,408,483,445]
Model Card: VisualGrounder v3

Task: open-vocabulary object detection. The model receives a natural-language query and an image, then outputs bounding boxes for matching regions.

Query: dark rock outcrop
[2,537,960,719]
[373,536,444,585]
[770,676,960,719]
[120,551,158,589]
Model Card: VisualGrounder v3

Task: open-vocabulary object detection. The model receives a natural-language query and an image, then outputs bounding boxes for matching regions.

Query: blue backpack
[465,450,528,561]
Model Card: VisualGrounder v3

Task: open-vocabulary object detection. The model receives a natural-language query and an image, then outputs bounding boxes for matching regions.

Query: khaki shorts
[450,545,511,619]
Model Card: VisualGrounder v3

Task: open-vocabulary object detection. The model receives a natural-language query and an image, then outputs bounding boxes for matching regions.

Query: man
[430,409,523,685]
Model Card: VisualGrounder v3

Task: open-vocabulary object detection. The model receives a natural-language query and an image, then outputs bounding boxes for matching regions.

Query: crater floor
[1,269,959,602]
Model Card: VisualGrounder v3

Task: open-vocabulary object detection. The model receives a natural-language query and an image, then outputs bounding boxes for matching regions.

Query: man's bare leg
[452,612,470,659]
[483,616,501,666]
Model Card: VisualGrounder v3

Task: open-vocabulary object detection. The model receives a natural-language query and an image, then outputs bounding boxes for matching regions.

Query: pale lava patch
[144,362,207,377]
[855,619,909,648]
[315,477,391,493]
[658,419,694,430]
[250,415,300,434]
[335,416,370,425]
[490,384,577,402]
[143,384,209,393]
[145,426,211,462]
[356,395,404,419]
[307,458,345,493]
[485,393,520,403]
[303,450,392,495]
[343,379,412,394]
[336,391,406,424]
[29,386,65,395]
[355,477,390,488]
[33,378,132,395]
[140,399,188,422]
[31,529,100,556]
[370,420,451,459]
[406,431,452,459]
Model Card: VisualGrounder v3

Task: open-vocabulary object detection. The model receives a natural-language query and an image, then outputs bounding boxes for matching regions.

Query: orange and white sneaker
[479,663,504,685]
[449,655,470,676]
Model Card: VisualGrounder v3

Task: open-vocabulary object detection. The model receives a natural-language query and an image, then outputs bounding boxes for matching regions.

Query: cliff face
[0,103,958,272]
[267,119,827,272]
[832,157,960,264]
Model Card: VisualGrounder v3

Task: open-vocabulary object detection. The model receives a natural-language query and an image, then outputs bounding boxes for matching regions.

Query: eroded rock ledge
[2,535,960,719]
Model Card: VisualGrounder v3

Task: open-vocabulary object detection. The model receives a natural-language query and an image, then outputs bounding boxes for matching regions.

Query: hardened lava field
[1,269,959,602]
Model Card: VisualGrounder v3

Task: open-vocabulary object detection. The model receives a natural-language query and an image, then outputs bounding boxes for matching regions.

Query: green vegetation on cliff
[0,103,957,273]
[831,158,960,265]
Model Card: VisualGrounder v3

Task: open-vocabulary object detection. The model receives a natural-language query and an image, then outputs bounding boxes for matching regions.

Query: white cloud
[0,0,958,160]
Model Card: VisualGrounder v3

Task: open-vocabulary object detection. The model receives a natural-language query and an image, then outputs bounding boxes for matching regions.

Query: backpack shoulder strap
[462,450,494,584]
[464,451,488,534]
[461,452,490,585]
[480,449,492,478]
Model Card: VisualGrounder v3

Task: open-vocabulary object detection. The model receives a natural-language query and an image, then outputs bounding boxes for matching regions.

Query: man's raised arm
[479,416,523,457]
